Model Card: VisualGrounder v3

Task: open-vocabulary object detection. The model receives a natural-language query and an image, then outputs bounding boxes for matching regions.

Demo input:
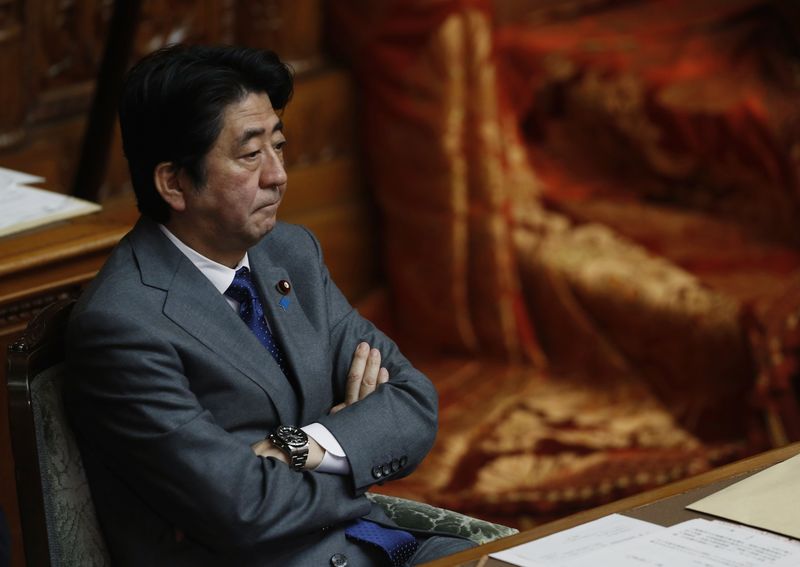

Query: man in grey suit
[65,44,473,566]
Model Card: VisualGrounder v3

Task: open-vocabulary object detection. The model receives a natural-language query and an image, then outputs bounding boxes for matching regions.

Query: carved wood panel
[1,0,325,151]
[237,0,323,72]
[0,0,25,147]
[26,0,235,124]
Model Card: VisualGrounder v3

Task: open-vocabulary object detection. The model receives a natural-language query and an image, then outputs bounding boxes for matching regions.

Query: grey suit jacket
[65,217,439,566]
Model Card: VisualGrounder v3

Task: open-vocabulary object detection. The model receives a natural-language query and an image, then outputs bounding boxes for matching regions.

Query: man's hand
[251,436,325,469]
[330,342,389,415]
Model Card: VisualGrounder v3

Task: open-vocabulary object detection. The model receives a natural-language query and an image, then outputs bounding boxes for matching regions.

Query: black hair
[119,44,293,223]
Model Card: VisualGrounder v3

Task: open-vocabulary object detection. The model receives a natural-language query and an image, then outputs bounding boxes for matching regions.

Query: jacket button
[330,553,348,567]
[399,456,408,467]
[382,463,391,476]
[391,458,400,472]
[372,466,383,479]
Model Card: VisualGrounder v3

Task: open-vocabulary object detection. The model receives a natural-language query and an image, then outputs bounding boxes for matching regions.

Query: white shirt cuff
[302,423,350,475]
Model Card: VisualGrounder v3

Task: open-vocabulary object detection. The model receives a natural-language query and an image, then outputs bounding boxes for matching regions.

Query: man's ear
[154,162,187,212]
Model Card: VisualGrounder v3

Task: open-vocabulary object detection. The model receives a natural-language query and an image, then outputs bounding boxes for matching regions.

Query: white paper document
[687,452,800,540]
[0,166,45,187]
[0,167,100,237]
[492,517,800,567]
[570,519,800,567]
[490,514,662,566]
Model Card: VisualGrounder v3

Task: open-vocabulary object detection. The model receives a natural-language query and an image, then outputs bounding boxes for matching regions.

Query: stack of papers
[687,453,800,539]
[491,514,800,567]
[0,166,101,238]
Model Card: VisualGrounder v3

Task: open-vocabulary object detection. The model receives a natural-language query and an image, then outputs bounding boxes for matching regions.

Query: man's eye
[274,141,287,152]
[243,150,261,159]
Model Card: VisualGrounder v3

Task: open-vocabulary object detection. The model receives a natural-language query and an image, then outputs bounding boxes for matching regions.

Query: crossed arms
[252,341,391,468]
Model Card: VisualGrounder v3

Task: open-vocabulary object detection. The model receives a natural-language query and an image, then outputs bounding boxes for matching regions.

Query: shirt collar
[158,224,250,295]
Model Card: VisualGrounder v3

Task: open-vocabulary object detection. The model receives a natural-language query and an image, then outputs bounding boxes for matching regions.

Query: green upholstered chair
[7,299,516,567]
[366,494,516,546]
[7,299,106,567]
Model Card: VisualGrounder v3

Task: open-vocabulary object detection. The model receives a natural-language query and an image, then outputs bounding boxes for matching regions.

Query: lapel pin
[276,280,291,295]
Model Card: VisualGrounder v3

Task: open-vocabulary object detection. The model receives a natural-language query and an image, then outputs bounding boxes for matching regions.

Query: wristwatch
[268,425,309,471]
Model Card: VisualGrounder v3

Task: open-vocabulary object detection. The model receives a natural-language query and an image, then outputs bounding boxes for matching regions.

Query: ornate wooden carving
[281,70,356,168]
[236,0,323,73]
[1,0,324,173]
[0,0,26,148]
[26,0,111,123]
[134,0,227,57]
[0,289,77,330]
[26,0,237,125]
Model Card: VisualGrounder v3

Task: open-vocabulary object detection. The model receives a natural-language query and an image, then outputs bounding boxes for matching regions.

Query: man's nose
[260,151,287,188]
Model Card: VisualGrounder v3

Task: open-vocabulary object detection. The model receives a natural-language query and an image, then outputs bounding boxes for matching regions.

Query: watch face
[277,425,307,447]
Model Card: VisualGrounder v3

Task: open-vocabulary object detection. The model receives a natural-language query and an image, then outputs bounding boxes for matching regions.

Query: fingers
[358,348,382,399]
[345,342,370,405]
[251,439,289,464]
[334,342,390,414]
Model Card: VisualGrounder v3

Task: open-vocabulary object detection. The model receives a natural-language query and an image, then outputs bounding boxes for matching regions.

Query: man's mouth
[257,200,280,211]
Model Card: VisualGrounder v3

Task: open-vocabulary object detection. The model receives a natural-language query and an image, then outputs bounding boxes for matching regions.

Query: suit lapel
[250,243,331,426]
[129,219,299,424]
[163,261,300,424]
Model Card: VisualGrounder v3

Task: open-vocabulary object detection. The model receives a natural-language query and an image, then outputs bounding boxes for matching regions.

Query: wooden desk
[425,442,800,566]
[0,197,138,567]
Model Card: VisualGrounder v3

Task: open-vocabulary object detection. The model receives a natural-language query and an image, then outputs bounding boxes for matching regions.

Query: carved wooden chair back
[7,298,110,567]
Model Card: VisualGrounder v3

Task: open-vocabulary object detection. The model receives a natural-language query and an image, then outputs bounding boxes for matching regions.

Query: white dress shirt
[159,225,349,474]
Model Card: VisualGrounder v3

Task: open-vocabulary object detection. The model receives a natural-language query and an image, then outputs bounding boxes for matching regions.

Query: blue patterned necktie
[345,519,418,566]
[225,266,289,375]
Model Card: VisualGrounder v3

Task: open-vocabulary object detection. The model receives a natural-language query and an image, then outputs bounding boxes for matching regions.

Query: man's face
[175,91,287,264]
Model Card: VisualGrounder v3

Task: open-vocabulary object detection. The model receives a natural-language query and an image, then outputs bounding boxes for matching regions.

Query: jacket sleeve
[65,306,370,553]
[300,227,439,494]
